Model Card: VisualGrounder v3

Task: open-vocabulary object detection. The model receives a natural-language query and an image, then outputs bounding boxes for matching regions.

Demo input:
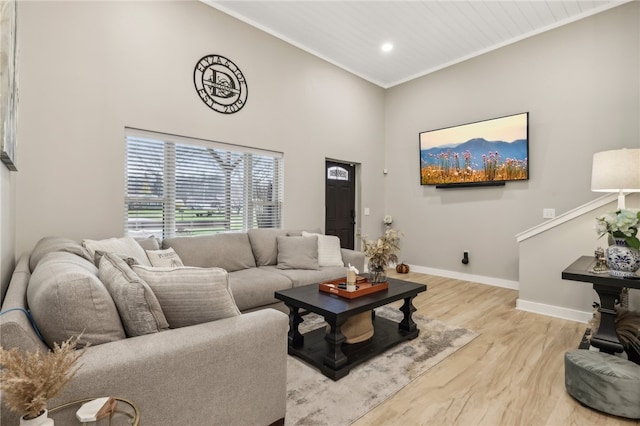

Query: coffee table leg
[287,305,304,348]
[399,296,417,333]
[323,317,348,369]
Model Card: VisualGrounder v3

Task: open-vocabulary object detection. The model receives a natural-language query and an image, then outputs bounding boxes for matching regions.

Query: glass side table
[49,397,139,425]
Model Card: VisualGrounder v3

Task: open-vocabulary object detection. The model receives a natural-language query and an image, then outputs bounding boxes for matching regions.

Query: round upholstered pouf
[564,349,640,419]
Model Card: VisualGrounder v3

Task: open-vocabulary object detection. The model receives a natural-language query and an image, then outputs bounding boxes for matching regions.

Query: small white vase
[20,409,54,426]
[606,237,640,278]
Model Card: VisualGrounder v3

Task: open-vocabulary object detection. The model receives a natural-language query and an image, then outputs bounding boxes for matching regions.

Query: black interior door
[325,161,356,249]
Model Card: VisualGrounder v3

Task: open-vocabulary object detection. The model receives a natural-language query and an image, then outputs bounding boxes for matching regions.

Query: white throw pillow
[132,265,241,328]
[146,248,184,268]
[83,236,152,267]
[301,231,344,267]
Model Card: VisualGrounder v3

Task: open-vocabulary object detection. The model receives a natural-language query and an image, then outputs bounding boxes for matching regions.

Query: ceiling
[203,1,631,88]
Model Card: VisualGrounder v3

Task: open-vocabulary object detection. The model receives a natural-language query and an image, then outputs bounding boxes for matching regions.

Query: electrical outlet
[543,208,556,219]
[364,207,370,216]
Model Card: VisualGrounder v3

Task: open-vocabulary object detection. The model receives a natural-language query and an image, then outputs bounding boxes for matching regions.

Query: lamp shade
[591,148,640,192]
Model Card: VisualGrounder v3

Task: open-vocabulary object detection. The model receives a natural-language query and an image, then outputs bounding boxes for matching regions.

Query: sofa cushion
[228,268,293,311]
[247,229,292,266]
[133,265,241,328]
[98,253,169,337]
[27,251,126,348]
[264,265,348,288]
[83,236,152,267]
[276,236,319,270]
[163,233,256,272]
[135,235,160,251]
[29,236,92,272]
[302,231,344,267]
[146,248,184,268]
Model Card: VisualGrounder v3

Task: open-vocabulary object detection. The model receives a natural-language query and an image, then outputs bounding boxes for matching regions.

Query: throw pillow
[98,253,169,337]
[301,231,344,267]
[27,251,126,348]
[135,235,160,251]
[83,236,152,266]
[29,236,93,272]
[162,233,256,272]
[276,235,319,270]
[146,248,184,268]
[93,251,137,268]
[132,265,241,328]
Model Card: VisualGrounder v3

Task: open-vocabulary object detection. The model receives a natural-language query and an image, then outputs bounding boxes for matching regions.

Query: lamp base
[618,190,626,209]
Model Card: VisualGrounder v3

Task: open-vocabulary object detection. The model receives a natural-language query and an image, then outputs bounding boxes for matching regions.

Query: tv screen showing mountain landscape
[419,112,529,186]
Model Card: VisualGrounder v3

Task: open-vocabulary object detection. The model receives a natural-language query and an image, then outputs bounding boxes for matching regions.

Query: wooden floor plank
[352,271,640,426]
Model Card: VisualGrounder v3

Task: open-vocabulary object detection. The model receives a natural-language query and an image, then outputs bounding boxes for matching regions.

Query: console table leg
[591,283,624,354]
[323,318,347,369]
[287,305,304,348]
[399,296,417,333]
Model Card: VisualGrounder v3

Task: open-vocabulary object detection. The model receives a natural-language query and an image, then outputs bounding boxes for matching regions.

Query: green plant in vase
[595,208,640,249]
[595,209,640,277]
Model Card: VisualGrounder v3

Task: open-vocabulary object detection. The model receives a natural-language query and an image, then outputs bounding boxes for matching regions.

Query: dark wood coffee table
[274,277,427,380]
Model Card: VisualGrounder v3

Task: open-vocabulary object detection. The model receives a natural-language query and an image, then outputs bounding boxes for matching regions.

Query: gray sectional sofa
[0,229,364,425]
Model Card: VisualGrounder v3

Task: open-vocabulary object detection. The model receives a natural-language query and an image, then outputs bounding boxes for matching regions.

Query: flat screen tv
[419,112,529,188]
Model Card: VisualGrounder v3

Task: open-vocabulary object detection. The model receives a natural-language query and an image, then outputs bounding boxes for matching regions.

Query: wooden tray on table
[318,276,388,299]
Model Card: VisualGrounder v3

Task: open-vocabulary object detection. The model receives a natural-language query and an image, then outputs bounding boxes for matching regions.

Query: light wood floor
[352,270,640,426]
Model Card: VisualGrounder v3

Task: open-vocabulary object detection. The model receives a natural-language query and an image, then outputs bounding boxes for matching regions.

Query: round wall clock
[193,54,248,114]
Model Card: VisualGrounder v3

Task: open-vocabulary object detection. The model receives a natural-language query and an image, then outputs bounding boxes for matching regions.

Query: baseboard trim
[516,298,592,324]
[409,265,519,290]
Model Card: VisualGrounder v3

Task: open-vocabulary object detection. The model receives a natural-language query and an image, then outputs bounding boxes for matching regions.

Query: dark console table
[562,256,640,354]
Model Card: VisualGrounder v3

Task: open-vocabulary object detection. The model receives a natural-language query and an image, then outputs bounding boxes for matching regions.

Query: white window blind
[125,129,283,239]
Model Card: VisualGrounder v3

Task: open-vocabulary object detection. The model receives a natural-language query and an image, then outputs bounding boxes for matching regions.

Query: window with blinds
[125,129,283,239]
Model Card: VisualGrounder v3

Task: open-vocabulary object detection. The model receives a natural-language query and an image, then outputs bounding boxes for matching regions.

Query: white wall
[384,2,640,284]
[518,193,640,322]
[14,1,385,256]
[0,164,15,301]
[4,1,640,308]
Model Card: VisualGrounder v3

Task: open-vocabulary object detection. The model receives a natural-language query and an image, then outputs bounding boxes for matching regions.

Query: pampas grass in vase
[0,336,85,424]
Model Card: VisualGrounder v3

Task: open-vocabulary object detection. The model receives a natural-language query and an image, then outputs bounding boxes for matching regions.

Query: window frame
[124,128,284,239]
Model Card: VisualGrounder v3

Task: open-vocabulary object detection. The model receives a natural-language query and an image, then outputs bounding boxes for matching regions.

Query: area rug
[285,306,479,425]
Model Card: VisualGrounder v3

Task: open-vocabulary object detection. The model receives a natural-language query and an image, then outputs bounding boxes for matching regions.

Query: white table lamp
[591,148,640,209]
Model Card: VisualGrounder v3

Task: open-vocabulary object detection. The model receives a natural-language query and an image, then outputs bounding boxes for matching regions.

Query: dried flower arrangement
[359,228,402,270]
[0,336,85,420]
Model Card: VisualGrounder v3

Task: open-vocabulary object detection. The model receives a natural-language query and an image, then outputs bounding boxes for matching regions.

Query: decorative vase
[369,263,387,283]
[606,237,640,278]
[20,410,54,426]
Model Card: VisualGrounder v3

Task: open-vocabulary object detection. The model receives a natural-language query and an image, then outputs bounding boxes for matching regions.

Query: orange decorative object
[396,263,410,274]
[319,277,388,299]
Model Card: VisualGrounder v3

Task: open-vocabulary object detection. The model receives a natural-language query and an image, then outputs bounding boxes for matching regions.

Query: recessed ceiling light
[381,42,393,53]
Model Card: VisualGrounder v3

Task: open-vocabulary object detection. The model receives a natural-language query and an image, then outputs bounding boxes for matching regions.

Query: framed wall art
[0,0,17,171]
